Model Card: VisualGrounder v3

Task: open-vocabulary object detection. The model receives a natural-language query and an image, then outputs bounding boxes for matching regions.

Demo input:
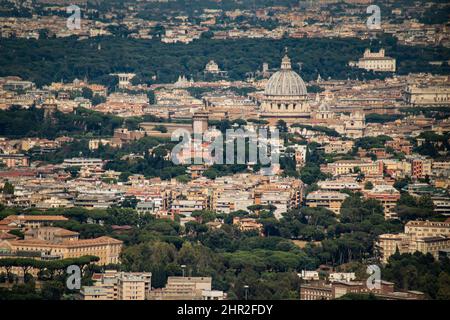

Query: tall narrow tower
[192,110,209,133]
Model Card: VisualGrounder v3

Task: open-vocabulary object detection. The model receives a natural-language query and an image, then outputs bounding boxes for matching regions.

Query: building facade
[354,49,396,72]
[377,219,450,263]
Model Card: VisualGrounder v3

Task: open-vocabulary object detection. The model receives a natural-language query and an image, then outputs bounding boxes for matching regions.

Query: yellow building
[324,160,382,176]
[405,220,450,238]
[233,217,263,234]
[305,191,349,215]
[2,227,122,265]
[377,219,450,263]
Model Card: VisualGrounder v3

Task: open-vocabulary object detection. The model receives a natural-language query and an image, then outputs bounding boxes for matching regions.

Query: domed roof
[265,55,307,96]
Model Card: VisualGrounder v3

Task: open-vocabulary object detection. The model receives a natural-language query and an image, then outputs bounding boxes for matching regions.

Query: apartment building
[62,158,103,168]
[411,158,432,178]
[317,180,362,192]
[170,199,205,216]
[88,139,115,151]
[188,165,208,179]
[306,191,349,215]
[254,179,303,219]
[2,79,35,91]
[111,128,146,146]
[0,154,30,168]
[324,140,355,154]
[136,201,158,215]
[213,189,253,214]
[81,270,152,300]
[147,276,225,300]
[365,185,401,220]
[74,192,119,209]
[385,138,413,155]
[432,196,450,216]
[383,159,412,178]
[299,270,319,281]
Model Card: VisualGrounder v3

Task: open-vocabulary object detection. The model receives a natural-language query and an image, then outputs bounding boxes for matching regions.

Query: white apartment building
[62,157,103,168]
[81,270,152,301]
[317,181,362,192]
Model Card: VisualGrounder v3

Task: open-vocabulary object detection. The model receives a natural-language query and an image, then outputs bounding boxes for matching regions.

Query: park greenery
[414,131,450,159]
[382,252,450,300]
[0,255,99,300]
[0,36,449,87]
[0,106,160,139]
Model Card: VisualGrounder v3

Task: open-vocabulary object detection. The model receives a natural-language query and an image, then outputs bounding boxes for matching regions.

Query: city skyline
[0,0,449,308]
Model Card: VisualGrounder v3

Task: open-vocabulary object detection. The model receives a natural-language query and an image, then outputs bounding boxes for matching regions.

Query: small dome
[265,55,307,96]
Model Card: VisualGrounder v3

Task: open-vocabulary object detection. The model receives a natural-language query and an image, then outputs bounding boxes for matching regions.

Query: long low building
[377,219,450,263]
[62,157,104,168]
[322,160,383,176]
[317,180,362,192]
[147,276,225,300]
[0,154,30,168]
[403,85,450,106]
[306,191,349,215]
[0,214,69,229]
[0,226,122,265]
[300,280,423,300]
[2,236,122,265]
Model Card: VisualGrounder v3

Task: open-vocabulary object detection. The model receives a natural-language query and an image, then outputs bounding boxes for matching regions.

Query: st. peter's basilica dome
[264,55,307,97]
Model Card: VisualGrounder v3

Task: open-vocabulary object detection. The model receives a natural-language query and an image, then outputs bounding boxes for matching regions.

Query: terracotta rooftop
[3,215,68,222]
[8,236,122,248]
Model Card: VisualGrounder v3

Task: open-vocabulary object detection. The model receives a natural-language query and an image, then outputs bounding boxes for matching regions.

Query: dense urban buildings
[0,0,449,304]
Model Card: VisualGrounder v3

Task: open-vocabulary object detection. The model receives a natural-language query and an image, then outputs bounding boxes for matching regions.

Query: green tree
[364,181,374,190]
[41,280,65,300]
[2,181,14,195]
[437,272,450,300]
